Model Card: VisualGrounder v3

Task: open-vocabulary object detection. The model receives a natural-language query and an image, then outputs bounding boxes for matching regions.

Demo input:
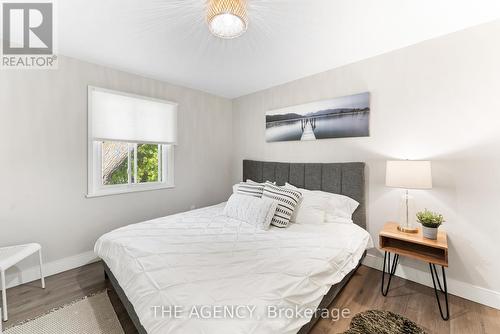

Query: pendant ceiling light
[207,0,248,39]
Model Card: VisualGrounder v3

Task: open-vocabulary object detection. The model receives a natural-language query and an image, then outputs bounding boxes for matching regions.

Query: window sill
[86,183,175,198]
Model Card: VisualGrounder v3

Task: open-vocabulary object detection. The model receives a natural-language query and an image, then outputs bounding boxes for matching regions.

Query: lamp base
[397,225,419,233]
[397,191,418,233]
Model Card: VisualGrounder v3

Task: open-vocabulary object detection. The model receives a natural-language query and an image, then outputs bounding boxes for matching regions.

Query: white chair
[0,243,45,322]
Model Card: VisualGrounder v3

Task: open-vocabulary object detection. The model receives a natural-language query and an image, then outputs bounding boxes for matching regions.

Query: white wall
[0,56,233,287]
[231,20,500,309]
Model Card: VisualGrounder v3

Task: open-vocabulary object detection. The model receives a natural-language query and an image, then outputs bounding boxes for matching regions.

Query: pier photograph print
[265,92,370,142]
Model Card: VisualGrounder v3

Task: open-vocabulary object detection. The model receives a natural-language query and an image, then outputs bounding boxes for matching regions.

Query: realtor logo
[1,1,57,68]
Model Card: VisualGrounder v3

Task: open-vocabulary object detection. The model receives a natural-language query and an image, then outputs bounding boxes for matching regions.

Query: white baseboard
[5,250,98,289]
[363,253,500,310]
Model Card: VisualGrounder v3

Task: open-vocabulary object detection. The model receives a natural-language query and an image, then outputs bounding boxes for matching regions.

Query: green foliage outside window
[137,144,159,183]
[108,158,128,185]
[104,143,160,185]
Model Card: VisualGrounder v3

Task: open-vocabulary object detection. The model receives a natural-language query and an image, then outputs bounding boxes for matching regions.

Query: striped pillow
[246,179,275,185]
[262,183,302,228]
[236,182,264,198]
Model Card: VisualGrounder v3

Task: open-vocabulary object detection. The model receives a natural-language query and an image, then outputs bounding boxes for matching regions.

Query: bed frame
[104,159,367,334]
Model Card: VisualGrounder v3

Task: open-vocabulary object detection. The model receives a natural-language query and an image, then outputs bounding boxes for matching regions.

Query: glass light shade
[207,0,248,39]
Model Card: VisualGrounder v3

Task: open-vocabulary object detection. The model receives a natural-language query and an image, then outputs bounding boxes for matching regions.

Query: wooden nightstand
[379,222,449,320]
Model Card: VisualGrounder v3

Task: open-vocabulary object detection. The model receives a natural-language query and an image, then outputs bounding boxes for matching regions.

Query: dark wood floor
[3,262,500,333]
[312,266,500,334]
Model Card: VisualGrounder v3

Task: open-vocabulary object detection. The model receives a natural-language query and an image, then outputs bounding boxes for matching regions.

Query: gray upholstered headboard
[243,160,366,230]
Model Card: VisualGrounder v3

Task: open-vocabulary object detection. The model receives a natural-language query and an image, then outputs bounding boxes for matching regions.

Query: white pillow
[325,195,359,224]
[285,183,359,224]
[284,184,326,224]
[223,194,278,230]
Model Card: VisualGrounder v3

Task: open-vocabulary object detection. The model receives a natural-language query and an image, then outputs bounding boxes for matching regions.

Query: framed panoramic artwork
[265,92,370,142]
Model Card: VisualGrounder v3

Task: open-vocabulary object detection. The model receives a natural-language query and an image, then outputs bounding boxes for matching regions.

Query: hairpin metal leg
[381,251,399,296]
[429,263,450,320]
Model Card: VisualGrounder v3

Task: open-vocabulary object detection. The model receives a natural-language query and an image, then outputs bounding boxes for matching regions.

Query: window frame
[87,86,175,198]
[87,141,174,197]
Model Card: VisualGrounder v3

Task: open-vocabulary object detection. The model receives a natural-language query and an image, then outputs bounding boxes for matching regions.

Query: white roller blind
[89,87,178,144]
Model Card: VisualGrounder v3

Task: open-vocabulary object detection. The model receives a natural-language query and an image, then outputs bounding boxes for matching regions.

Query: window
[88,87,177,197]
[100,141,169,184]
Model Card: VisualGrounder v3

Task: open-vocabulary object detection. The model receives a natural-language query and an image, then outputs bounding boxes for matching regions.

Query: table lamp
[386,160,432,233]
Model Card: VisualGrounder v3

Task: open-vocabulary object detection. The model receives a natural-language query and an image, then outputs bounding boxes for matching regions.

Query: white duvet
[94,203,373,334]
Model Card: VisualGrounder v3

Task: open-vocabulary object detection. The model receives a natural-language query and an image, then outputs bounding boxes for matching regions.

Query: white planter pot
[422,225,438,240]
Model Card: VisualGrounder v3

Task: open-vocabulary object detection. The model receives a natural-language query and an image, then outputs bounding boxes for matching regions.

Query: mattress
[94,203,373,334]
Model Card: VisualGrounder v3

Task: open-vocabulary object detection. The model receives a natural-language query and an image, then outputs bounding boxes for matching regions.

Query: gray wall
[0,56,233,285]
[231,20,500,307]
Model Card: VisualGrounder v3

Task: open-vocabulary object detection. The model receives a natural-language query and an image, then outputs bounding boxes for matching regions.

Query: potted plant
[416,209,445,240]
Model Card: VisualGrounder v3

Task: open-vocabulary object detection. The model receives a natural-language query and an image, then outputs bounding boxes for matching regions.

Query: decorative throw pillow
[262,183,302,228]
[236,182,264,198]
[246,179,276,185]
[246,179,263,184]
[223,194,278,230]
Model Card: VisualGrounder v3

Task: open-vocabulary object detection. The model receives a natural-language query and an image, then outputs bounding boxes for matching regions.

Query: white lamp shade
[386,160,432,189]
[90,87,177,144]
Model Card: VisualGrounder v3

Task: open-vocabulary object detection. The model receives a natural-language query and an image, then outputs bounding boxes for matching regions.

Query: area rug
[5,290,124,334]
[341,310,426,334]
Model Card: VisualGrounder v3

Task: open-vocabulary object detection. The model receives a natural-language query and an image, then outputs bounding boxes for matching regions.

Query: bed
[95,160,373,334]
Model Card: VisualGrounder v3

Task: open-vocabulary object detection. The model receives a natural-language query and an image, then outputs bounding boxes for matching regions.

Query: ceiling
[58,0,500,98]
